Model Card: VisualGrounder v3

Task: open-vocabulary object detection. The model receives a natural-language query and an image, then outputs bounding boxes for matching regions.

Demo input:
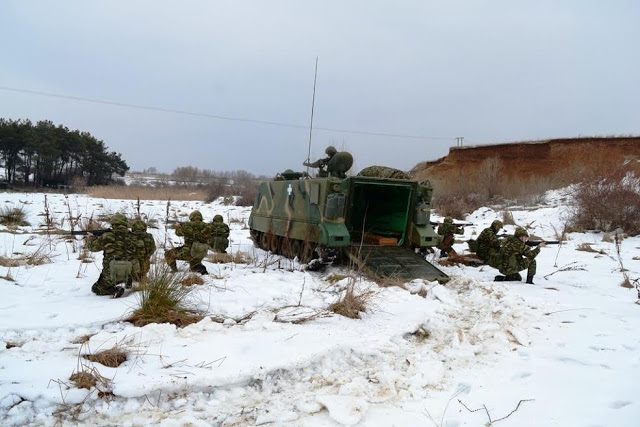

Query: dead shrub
[501,210,515,225]
[0,205,30,227]
[575,243,606,254]
[125,264,204,327]
[569,171,640,235]
[476,156,502,199]
[181,274,205,287]
[83,348,128,368]
[433,193,487,220]
[89,185,207,201]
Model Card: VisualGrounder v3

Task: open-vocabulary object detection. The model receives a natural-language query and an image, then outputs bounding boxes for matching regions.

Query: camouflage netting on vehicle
[357,166,410,180]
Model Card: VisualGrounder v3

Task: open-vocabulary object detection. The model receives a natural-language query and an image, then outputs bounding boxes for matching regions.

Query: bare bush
[432,193,487,219]
[88,186,208,201]
[476,156,502,198]
[569,171,640,235]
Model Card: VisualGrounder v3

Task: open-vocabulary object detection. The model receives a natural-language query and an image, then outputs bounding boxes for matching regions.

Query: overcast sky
[1,1,639,176]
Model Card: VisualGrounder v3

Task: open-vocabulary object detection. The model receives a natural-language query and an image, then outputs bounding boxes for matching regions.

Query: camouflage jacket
[132,230,156,261]
[499,235,540,264]
[176,220,212,247]
[210,222,230,238]
[86,229,143,265]
[476,227,501,260]
[437,222,464,237]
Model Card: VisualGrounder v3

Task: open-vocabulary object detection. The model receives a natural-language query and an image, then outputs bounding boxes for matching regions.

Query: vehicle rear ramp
[346,246,450,284]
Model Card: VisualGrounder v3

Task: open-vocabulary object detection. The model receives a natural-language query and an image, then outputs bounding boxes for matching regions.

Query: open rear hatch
[346,246,449,283]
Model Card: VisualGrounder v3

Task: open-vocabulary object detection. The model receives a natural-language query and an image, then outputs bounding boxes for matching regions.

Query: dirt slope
[410,136,640,184]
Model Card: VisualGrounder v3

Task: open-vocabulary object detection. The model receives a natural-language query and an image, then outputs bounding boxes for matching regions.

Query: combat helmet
[110,213,128,230]
[443,217,453,224]
[132,219,147,232]
[213,214,223,223]
[189,210,203,221]
[514,227,529,238]
[491,220,503,231]
[325,146,337,156]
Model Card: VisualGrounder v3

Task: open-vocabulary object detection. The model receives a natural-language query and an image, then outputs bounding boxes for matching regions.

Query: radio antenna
[306,57,318,174]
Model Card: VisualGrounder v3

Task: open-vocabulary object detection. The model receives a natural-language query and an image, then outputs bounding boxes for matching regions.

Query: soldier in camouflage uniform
[475,220,503,267]
[164,210,212,274]
[131,219,156,281]
[303,146,337,177]
[495,227,545,284]
[86,214,142,298]
[436,217,464,257]
[209,214,230,253]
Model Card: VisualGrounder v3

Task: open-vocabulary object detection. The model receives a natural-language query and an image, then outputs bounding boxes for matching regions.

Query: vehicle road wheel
[270,235,280,254]
[259,232,269,251]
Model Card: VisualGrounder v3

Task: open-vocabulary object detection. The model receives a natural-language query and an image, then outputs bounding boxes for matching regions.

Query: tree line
[0,118,129,187]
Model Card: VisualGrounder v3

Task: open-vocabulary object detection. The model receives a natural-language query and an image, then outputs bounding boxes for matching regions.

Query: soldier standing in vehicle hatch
[303,146,337,177]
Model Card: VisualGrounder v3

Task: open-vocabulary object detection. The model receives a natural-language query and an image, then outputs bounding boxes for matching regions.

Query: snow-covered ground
[1,190,639,426]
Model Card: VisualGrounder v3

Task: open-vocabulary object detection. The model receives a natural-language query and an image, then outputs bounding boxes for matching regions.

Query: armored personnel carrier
[248,152,449,283]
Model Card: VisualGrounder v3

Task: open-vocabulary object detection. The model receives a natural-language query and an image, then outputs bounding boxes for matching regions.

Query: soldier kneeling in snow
[494,227,545,284]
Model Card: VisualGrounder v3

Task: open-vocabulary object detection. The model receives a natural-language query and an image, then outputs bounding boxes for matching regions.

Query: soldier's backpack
[109,260,133,284]
[190,242,209,259]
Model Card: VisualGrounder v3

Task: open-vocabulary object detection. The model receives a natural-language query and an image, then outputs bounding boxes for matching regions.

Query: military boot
[505,273,522,281]
[526,276,535,285]
[192,264,208,275]
[494,275,506,282]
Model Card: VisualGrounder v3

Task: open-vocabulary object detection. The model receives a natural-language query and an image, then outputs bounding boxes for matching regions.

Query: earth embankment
[410,136,640,189]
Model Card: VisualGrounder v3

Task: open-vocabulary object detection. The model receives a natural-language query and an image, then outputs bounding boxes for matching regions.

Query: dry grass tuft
[575,243,606,254]
[0,205,30,227]
[602,233,614,243]
[328,284,374,319]
[71,334,94,344]
[207,251,252,264]
[181,274,205,287]
[0,255,22,268]
[69,371,98,389]
[125,264,204,327]
[374,275,407,288]
[621,277,634,289]
[89,185,208,201]
[83,348,128,368]
[326,274,349,284]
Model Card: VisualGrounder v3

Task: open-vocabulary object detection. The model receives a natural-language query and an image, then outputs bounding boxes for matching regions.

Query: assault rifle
[496,234,560,247]
[430,221,474,227]
[70,229,112,237]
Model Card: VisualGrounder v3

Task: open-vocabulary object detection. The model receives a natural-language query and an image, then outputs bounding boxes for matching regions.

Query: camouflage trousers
[499,255,537,278]
[133,258,152,281]
[165,246,205,272]
[481,249,502,269]
[91,259,139,295]
[437,235,457,256]
[210,236,229,253]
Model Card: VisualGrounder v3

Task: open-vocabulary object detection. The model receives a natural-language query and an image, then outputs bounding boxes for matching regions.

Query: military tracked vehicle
[248,152,449,283]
